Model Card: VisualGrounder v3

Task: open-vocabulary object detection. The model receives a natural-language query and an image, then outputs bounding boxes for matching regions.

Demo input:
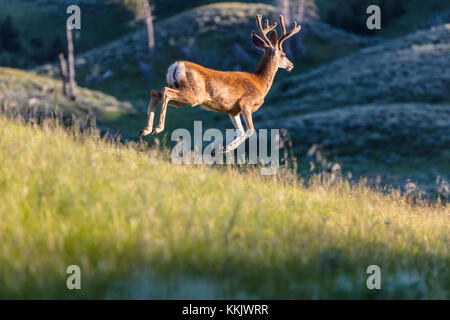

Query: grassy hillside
[0,67,133,121]
[257,24,450,195]
[0,115,448,299]
[268,103,450,161]
[265,103,450,196]
[273,24,450,114]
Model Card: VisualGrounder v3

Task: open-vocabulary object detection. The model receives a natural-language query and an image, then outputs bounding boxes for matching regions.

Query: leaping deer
[139,14,301,153]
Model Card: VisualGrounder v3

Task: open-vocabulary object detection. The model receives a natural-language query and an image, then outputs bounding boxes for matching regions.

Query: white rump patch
[166,61,186,89]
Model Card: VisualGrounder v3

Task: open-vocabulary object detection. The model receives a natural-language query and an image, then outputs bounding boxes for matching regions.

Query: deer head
[252,14,301,72]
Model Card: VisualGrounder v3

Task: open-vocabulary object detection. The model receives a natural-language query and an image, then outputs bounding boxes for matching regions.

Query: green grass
[0,115,448,299]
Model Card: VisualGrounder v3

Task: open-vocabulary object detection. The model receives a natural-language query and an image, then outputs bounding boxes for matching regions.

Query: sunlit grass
[0,115,448,299]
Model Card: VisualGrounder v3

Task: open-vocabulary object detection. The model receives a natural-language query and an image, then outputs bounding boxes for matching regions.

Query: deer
[139,14,301,153]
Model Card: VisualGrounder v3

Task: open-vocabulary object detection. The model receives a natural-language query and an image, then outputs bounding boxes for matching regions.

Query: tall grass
[0,115,448,299]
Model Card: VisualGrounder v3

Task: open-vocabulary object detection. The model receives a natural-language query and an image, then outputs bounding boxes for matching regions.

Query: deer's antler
[278,15,301,51]
[255,14,278,47]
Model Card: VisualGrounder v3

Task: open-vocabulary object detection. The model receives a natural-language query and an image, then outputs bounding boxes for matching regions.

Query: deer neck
[254,51,279,96]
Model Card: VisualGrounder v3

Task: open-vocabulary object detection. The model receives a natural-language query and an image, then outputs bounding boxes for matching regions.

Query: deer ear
[269,30,278,47]
[252,32,266,51]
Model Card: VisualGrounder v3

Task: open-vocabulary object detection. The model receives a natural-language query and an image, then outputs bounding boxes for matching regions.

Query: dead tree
[295,0,306,56]
[277,0,291,25]
[277,0,292,55]
[142,0,155,52]
[66,25,77,100]
[58,53,68,96]
[296,0,305,21]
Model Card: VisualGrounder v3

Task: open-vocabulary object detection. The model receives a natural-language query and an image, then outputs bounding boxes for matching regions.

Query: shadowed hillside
[255,24,450,197]
[265,103,450,196]
[267,103,450,159]
[270,24,450,115]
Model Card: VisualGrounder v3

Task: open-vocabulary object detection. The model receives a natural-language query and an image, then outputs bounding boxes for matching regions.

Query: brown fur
[174,58,277,116]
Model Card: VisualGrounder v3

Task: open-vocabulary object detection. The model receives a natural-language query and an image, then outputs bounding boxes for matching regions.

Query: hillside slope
[0,116,448,299]
[34,2,379,101]
[266,103,450,160]
[254,24,450,196]
[271,24,450,115]
[0,67,133,118]
[265,103,450,196]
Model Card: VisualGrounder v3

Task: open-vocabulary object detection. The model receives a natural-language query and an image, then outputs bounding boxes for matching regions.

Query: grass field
[0,115,448,299]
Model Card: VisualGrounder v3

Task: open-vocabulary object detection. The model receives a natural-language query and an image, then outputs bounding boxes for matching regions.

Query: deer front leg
[221,114,244,153]
[222,108,255,153]
[151,87,185,135]
[139,90,162,137]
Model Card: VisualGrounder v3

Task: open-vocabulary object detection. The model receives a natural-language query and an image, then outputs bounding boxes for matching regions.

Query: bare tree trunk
[295,0,306,56]
[277,0,291,24]
[58,53,68,96]
[277,0,292,55]
[297,0,304,22]
[66,25,77,100]
[142,0,155,52]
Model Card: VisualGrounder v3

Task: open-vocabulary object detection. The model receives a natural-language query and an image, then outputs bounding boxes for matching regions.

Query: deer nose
[287,64,294,72]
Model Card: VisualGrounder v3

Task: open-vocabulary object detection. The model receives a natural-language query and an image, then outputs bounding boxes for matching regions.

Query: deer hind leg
[222,108,255,153]
[139,90,162,137]
[151,87,189,135]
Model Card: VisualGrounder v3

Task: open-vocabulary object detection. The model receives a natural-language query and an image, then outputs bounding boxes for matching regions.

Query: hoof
[151,127,163,135]
[139,127,152,137]
[219,146,232,154]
